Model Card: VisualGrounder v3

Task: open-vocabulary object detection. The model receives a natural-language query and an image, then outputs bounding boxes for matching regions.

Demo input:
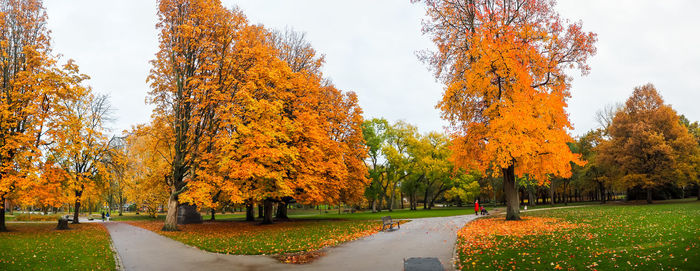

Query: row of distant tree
[360,84,700,212]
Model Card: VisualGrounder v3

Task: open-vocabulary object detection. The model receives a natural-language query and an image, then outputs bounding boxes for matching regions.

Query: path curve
[105,214,477,271]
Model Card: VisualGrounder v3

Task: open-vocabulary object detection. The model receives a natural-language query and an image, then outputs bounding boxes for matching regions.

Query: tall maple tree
[148,0,232,230]
[415,0,597,220]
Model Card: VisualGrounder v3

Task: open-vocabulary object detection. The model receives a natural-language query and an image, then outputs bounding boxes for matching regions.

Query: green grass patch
[129,219,380,255]
[457,200,700,270]
[0,223,115,270]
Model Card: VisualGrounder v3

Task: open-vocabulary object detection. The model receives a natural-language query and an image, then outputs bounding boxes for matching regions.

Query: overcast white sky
[44,0,700,137]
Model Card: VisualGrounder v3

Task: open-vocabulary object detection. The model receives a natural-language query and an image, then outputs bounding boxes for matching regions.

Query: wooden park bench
[381,216,400,231]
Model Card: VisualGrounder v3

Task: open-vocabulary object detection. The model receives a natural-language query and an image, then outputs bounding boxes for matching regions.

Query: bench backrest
[381,216,392,223]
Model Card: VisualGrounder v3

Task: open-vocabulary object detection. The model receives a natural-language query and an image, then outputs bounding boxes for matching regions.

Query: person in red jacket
[474,199,480,216]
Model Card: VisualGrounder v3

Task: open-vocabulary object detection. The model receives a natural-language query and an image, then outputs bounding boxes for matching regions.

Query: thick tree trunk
[646,188,653,204]
[423,187,430,210]
[162,193,179,231]
[549,182,555,207]
[371,199,377,213]
[262,199,274,224]
[118,195,124,216]
[210,208,215,221]
[528,188,536,206]
[389,192,395,212]
[377,197,383,212]
[599,182,606,204]
[0,195,6,232]
[72,189,83,224]
[276,202,288,219]
[503,165,520,220]
[258,204,263,218]
[245,202,254,221]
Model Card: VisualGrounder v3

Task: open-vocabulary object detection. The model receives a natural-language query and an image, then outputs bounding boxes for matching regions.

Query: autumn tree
[597,84,698,204]
[160,6,369,225]
[47,93,112,223]
[268,27,368,216]
[571,130,614,204]
[678,116,700,199]
[0,0,86,231]
[148,0,235,230]
[415,0,596,220]
[124,125,170,218]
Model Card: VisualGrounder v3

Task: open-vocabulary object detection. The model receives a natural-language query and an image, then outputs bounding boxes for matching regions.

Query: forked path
[105,214,476,271]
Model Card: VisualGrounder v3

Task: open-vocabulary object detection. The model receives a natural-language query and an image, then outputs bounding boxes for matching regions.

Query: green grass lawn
[298,206,482,220]
[457,200,700,270]
[128,219,380,256]
[0,223,116,271]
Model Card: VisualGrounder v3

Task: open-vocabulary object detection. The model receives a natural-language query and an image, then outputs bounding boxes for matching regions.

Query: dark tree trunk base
[503,165,521,221]
[245,202,255,221]
[262,199,274,224]
[276,202,288,219]
[57,219,69,230]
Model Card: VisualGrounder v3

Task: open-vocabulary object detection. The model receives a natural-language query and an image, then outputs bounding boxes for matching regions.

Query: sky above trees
[44,0,700,136]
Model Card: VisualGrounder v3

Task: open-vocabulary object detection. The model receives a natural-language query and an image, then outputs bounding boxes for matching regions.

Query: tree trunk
[72,189,83,224]
[377,197,383,212]
[210,208,215,221]
[423,187,430,210]
[162,192,179,231]
[118,194,124,216]
[646,188,653,204]
[599,182,606,204]
[245,202,254,221]
[503,165,520,220]
[389,191,395,212]
[258,204,263,218]
[697,185,699,200]
[400,192,404,209]
[0,195,6,232]
[528,188,536,206]
[262,199,274,224]
[371,199,377,213]
[549,182,555,206]
[276,202,288,219]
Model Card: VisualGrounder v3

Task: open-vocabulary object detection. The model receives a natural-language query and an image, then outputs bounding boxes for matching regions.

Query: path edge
[106,223,125,271]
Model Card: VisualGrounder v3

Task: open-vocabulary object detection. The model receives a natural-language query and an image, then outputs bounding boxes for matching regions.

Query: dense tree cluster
[141,0,367,229]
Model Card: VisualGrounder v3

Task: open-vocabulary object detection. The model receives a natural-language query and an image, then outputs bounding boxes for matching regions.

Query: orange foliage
[142,1,369,218]
[0,0,91,229]
[415,0,597,183]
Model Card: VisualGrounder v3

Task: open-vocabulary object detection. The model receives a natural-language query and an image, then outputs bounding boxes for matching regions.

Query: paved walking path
[104,214,477,271]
